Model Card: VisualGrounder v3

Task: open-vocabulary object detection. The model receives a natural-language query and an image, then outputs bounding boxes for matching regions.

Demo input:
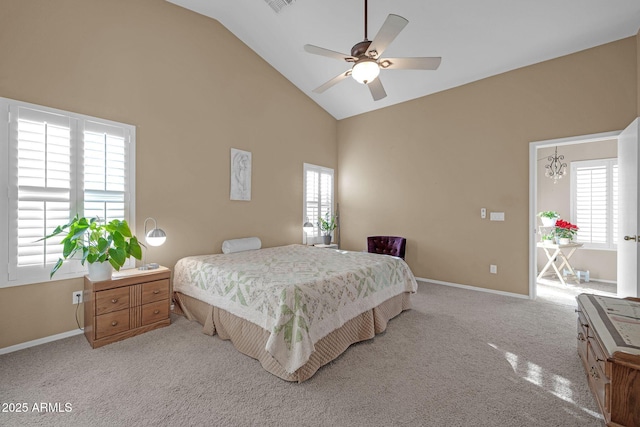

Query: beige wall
[338,37,637,295]
[536,141,617,281]
[0,0,337,348]
[638,28,640,114]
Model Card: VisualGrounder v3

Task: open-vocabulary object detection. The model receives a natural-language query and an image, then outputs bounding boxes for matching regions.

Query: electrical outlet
[72,291,83,304]
[490,265,498,274]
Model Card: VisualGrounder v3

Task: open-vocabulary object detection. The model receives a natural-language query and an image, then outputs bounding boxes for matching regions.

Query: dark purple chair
[367,236,407,260]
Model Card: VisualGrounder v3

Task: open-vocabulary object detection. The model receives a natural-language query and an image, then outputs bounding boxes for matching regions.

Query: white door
[617,118,640,298]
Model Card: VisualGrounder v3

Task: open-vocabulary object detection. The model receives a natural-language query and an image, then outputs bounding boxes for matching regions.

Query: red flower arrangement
[555,219,579,239]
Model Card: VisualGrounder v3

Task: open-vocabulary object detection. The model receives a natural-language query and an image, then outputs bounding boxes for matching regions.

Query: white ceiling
[167,0,640,120]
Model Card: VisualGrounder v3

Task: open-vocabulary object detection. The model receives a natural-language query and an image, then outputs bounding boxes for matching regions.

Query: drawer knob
[111,321,118,326]
[596,357,604,362]
[153,290,160,294]
[153,309,160,314]
[111,298,118,304]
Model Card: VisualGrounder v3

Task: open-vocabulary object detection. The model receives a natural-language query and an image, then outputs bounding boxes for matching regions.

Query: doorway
[529,131,620,300]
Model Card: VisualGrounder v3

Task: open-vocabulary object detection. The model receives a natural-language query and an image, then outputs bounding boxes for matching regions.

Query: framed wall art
[230,148,251,201]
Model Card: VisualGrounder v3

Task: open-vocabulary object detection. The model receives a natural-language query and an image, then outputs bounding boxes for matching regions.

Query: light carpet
[0,281,603,426]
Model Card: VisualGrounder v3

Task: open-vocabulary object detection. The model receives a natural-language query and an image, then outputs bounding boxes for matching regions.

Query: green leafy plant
[318,211,337,236]
[40,215,142,278]
[537,211,560,219]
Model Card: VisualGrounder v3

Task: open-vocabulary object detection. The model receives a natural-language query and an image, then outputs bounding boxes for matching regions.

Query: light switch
[481,208,486,219]
[490,212,505,221]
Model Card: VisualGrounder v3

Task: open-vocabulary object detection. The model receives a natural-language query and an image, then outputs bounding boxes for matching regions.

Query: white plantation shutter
[8,107,77,279]
[303,163,334,237]
[570,159,617,249]
[82,121,129,222]
[612,164,618,245]
[1,97,135,287]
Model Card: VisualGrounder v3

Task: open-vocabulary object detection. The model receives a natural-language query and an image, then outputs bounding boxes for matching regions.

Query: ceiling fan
[304,0,441,101]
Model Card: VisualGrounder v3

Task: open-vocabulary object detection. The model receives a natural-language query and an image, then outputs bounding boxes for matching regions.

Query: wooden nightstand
[84,266,171,348]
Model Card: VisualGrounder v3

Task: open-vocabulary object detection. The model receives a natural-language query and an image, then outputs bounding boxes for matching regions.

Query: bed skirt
[173,291,412,382]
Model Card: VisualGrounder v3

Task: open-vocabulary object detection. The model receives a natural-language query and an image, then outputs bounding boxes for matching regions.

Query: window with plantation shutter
[303,163,334,239]
[83,121,128,222]
[0,97,135,287]
[570,159,617,250]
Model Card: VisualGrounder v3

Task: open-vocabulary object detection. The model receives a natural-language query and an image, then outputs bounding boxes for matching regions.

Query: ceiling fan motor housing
[350,40,373,58]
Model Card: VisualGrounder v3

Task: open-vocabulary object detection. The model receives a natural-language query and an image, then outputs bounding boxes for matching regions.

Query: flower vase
[88,262,113,281]
[323,235,331,245]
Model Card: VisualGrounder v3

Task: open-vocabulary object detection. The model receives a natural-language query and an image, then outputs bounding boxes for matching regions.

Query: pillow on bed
[222,237,262,254]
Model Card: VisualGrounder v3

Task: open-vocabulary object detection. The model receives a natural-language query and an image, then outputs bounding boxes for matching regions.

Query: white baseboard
[0,328,84,355]
[416,277,531,300]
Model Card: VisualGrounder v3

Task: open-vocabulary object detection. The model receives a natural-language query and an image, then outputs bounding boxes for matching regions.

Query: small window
[303,163,334,239]
[0,97,136,287]
[570,158,617,249]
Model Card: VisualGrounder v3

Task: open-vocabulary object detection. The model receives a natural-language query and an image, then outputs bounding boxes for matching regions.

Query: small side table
[537,242,583,285]
[84,266,171,348]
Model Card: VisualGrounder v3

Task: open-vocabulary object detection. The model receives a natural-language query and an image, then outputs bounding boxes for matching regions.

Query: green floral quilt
[173,244,418,373]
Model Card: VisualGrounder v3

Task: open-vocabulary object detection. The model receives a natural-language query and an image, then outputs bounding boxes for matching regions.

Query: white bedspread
[173,244,418,373]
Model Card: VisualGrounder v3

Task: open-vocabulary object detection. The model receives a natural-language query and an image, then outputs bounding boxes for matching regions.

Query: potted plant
[40,214,142,281]
[541,232,555,245]
[555,219,579,244]
[318,212,337,245]
[537,211,560,227]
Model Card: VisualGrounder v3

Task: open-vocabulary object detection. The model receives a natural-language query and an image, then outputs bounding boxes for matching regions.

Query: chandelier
[544,146,567,183]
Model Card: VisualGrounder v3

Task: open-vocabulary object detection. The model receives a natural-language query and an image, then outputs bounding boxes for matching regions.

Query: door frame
[528,131,621,299]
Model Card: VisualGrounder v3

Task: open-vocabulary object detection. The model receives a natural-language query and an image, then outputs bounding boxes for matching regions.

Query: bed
[173,244,418,382]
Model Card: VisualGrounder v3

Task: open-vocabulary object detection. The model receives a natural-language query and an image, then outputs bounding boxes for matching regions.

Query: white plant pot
[88,262,113,281]
[558,238,571,245]
[540,217,557,227]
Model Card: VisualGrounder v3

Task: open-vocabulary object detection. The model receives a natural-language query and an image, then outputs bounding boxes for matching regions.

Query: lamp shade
[144,217,166,246]
[146,227,166,246]
[303,217,314,232]
[351,59,380,84]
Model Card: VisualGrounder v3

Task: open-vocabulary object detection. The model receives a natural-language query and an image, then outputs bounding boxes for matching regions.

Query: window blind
[11,107,74,273]
[303,163,334,237]
[83,121,128,222]
[571,159,617,249]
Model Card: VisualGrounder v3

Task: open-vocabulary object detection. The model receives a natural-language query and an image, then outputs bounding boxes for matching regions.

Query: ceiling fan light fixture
[351,59,380,84]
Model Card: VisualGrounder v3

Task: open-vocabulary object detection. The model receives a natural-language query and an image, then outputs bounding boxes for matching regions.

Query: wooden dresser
[84,267,171,348]
[576,294,640,427]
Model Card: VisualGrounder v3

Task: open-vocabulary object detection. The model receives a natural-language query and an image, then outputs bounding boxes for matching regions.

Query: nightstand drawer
[95,309,130,339]
[142,279,170,304]
[142,300,169,326]
[95,287,130,315]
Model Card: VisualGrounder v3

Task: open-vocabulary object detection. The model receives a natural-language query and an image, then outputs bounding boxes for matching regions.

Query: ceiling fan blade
[304,44,356,62]
[368,77,387,101]
[380,57,442,70]
[367,14,408,59]
[312,70,352,94]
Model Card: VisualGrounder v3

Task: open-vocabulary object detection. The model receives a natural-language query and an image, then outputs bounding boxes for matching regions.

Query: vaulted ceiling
[167,0,640,120]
